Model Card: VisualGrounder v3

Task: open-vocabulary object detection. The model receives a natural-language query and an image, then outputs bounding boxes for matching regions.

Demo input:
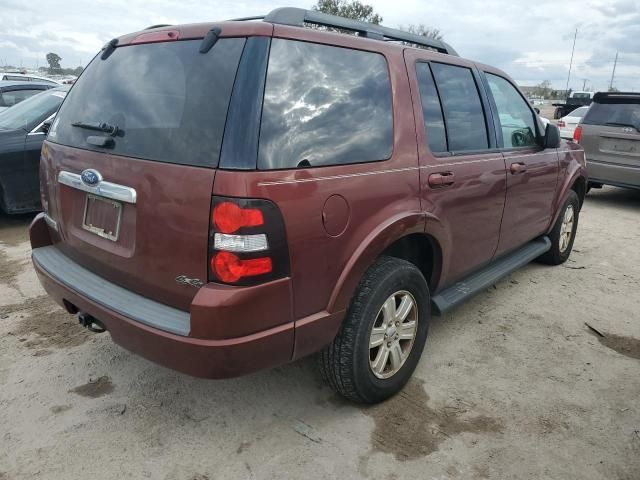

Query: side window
[258,39,393,169]
[416,63,447,154]
[431,63,489,152]
[485,73,538,148]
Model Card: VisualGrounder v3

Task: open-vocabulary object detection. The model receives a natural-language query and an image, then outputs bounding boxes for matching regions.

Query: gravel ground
[0,186,639,480]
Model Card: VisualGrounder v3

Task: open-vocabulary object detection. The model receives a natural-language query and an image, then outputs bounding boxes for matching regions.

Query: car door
[404,51,507,286]
[482,70,559,257]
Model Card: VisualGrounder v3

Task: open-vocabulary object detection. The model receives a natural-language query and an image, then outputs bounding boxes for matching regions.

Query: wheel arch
[327,212,443,314]
[571,175,587,209]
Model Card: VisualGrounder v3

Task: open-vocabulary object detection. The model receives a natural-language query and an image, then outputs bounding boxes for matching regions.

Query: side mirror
[544,123,561,149]
[534,107,540,114]
[40,119,52,134]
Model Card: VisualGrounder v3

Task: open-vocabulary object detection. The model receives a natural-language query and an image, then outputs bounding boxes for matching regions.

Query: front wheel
[538,191,580,265]
[319,256,430,403]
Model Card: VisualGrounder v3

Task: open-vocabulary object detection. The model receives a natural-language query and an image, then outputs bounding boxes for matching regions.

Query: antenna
[609,51,618,91]
[564,27,577,100]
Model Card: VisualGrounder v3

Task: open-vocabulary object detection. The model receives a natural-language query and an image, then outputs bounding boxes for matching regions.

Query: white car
[557,106,589,139]
[0,73,61,85]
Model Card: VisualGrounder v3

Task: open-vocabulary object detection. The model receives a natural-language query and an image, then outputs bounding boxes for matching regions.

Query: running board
[431,236,551,315]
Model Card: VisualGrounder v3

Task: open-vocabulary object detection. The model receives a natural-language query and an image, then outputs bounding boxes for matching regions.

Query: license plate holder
[82,194,122,241]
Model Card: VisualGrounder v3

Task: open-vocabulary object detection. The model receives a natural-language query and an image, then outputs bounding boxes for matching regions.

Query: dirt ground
[1,187,639,480]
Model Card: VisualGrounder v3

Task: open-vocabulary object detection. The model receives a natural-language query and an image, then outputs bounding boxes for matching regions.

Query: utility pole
[581,79,587,90]
[609,51,618,91]
[564,27,578,101]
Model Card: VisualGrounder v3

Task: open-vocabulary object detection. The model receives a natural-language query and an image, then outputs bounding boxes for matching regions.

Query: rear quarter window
[48,38,245,168]
[258,39,393,170]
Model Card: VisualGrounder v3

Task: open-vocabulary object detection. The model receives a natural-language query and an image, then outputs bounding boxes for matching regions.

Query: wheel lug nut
[395,321,399,326]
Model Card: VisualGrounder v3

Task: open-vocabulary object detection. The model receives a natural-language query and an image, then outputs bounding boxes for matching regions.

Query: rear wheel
[319,256,430,403]
[538,191,580,265]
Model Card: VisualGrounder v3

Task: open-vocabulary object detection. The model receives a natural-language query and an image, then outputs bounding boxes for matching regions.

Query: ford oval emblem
[80,169,102,186]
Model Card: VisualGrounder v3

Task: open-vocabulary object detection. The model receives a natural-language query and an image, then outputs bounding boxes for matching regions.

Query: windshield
[0,88,66,131]
[583,102,640,130]
[49,38,245,168]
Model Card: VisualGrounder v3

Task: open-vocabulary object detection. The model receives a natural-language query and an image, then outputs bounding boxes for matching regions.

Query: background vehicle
[574,92,640,191]
[29,8,585,403]
[557,106,589,139]
[553,91,594,119]
[0,86,69,214]
[0,81,55,112]
[1,72,60,85]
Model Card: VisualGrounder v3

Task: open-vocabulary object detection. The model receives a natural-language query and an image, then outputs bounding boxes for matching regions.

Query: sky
[1,0,638,91]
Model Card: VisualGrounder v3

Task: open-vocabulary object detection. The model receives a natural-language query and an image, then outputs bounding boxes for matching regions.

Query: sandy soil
[0,187,639,480]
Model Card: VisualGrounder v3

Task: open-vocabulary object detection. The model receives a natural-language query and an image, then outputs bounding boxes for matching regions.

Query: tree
[402,24,443,41]
[46,52,62,74]
[313,0,382,24]
[533,80,552,99]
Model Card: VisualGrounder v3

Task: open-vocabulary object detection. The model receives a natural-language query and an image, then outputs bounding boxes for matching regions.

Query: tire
[538,191,580,265]
[319,256,430,404]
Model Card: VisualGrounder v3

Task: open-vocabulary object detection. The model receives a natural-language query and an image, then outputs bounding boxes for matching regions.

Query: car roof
[1,73,61,83]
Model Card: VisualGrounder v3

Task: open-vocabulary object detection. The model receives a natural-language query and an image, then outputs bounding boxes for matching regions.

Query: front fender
[327,211,426,314]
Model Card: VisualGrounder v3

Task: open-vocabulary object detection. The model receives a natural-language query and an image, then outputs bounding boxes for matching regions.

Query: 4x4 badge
[175,275,205,288]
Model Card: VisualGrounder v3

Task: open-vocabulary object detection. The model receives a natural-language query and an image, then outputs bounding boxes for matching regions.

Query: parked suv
[30,8,586,403]
[574,92,640,191]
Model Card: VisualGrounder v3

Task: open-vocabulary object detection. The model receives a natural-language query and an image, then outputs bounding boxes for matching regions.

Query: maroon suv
[29,8,586,403]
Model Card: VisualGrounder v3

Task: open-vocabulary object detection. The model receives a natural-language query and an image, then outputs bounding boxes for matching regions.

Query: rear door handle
[428,172,455,188]
[510,162,527,174]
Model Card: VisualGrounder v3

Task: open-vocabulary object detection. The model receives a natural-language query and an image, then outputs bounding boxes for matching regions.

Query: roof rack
[230,7,458,56]
[145,24,172,30]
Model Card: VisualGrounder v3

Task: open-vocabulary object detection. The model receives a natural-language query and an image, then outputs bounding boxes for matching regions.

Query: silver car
[575,92,640,190]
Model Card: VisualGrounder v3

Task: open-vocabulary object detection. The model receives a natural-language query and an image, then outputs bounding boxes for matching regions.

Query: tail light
[208,197,289,285]
[557,120,566,128]
[573,125,583,143]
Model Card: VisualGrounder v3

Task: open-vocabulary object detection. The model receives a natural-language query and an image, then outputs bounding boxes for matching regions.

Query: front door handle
[510,162,527,174]
[428,172,455,188]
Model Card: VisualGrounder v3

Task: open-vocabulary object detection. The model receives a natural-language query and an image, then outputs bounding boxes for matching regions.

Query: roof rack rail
[254,7,457,56]
[145,24,172,30]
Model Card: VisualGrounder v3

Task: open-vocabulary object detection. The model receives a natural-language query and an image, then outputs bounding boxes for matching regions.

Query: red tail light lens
[573,125,583,143]
[208,196,289,286]
[212,252,273,283]
[213,202,264,234]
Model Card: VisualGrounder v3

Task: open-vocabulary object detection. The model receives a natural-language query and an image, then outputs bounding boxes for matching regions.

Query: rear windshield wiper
[71,121,120,136]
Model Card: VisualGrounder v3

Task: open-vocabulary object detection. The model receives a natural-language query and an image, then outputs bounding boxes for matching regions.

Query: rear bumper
[586,158,640,190]
[29,212,297,378]
[32,253,294,378]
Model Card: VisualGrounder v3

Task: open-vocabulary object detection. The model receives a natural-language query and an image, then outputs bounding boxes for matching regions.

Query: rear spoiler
[593,92,640,104]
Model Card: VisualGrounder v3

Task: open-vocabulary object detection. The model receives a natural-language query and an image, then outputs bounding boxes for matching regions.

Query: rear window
[49,38,245,168]
[258,39,393,170]
[583,102,640,129]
